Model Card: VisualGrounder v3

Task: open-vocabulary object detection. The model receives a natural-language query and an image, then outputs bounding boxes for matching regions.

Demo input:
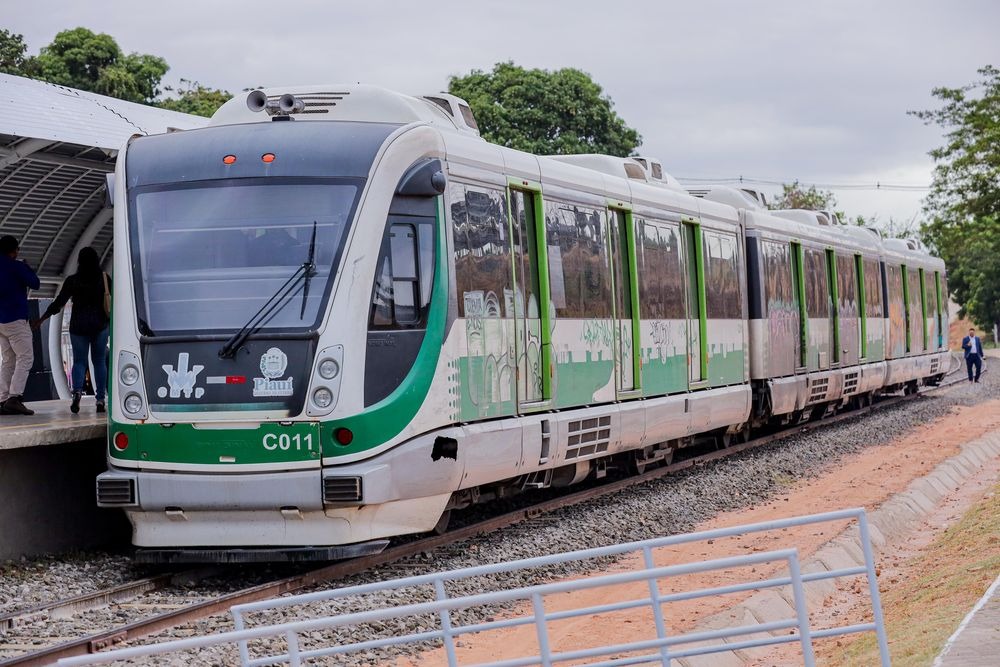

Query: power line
[676,176,930,192]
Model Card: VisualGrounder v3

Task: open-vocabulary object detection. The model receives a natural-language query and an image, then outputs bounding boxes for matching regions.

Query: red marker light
[335,428,354,446]
[261,153,275,163]
[223,154,237,165]
[113,432,129,451]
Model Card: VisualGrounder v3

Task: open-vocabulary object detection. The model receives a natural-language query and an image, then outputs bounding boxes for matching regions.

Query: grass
[819,484,1000,666]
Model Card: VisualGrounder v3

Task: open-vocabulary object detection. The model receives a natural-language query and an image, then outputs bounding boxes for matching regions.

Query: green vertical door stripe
[901,264,911,353]
[856,255,867,359]
[622,210,642,388]
[530,190,553,399]
[935,271,943,348]
[792,243,808,368]
[328,197,449,456]
[918,268,928,351]
[826,249,840,363]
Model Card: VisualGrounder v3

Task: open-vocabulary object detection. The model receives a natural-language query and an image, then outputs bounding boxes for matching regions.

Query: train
[95,85,950,562]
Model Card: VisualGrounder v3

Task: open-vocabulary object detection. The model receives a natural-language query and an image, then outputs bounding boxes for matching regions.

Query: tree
[769,180,837,211]
[29,27,168,104]
[159,78,232,117]
[448,62,641,156]
[913,66,1000,331]
[0,29,29,75]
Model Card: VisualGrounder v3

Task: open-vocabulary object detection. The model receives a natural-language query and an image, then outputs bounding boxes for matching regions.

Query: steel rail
[0,569,222,634]
[0,369,973,667]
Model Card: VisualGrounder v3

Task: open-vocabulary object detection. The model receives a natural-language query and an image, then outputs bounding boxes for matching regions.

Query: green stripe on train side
[108,420,322,465]
[325,196,450,456]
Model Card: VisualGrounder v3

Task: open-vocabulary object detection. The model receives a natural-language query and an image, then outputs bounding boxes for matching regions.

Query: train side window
[761,240,793,314]
[545,200,612,318]
[635,219,685,320]
[837,254,858,319]
[452,184,512,319]
[804,248,829,318]
[703,230,741,319]
[369,221,434,329]
[863,258,883,318]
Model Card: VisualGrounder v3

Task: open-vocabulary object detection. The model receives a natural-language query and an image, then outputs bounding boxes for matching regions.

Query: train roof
[207,85,942,271]
[210,84,481,136]
[688,184,943,269]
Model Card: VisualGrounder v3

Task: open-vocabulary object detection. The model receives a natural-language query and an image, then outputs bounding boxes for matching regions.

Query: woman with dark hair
[33,247,112,413]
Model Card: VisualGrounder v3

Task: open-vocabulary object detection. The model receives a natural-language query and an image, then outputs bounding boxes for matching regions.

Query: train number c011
[263,433,314,451]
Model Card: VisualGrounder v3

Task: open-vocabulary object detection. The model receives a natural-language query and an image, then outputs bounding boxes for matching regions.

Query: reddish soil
[395,397,1000,666]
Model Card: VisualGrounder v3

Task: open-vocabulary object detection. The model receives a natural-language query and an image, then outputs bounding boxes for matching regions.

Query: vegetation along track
[0,367,974,666]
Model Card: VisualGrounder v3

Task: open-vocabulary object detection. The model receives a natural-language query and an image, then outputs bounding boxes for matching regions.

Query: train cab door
[682,219,707,386]
[508,186,549,408]
[609,206,640,396]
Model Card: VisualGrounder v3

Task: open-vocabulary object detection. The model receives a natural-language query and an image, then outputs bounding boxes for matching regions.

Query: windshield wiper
[218,263,309,359]
[299,221,318,320]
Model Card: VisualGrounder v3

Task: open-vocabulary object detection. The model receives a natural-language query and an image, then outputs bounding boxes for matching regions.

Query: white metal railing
[58,507,889,666]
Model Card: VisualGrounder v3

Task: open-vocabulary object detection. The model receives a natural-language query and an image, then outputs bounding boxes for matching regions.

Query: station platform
[0,398,128,561]
[0,397,105,449]
[936,575,1000,666]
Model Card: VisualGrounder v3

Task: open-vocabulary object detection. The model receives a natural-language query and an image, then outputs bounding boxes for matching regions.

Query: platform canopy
[0,73,208,297]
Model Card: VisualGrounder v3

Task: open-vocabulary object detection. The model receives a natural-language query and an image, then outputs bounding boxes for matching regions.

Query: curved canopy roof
[0,73,208,296]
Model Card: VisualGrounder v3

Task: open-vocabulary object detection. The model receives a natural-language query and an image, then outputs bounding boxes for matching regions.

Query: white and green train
[96,86,950,562]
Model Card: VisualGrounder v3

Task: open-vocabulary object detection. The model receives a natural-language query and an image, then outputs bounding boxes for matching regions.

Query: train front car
[97,87,459,563]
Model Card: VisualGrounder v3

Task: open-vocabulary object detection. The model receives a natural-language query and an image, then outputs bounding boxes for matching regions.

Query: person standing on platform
[0,235,40,416]
[961,327,985,383]
[33,247,112,414]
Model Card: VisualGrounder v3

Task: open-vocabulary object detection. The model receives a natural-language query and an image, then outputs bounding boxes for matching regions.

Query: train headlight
[313,387,333,409]
[124,393,144,415]
[120,365,139,386]
[318,358,339,380]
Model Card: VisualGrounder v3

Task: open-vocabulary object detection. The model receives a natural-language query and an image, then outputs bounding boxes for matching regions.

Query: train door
[855,255,868,359]
[508,186,547,407]
[934,271,948,350]
[791,242,808,370]
[825,249,840,366]
[836,253,860,366]
[682,220,707,385]
[609,206,640,395]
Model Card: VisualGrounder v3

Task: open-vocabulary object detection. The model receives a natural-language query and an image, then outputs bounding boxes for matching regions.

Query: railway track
[0,369,972,666]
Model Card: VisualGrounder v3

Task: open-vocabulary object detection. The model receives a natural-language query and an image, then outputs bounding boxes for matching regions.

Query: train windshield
[129,178,361,334]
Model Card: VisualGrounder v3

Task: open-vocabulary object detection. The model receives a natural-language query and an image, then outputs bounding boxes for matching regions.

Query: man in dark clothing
[962,327,985,383]
[0,235,40,415]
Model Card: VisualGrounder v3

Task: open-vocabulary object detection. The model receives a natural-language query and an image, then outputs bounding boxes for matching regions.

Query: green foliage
[852,214,919,240]
[0,28,29,75]
[448,62,641,156]
[159,78,232,117]
[26,27,168,104]
[769,180,837,211]
[914,66,1000,329]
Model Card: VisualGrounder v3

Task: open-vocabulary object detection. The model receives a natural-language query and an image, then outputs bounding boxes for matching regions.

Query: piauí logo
[253,347,293,397]
[158,352,205,399]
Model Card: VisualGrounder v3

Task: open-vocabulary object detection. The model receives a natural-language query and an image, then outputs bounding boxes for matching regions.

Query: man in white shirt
[961,327,984,383]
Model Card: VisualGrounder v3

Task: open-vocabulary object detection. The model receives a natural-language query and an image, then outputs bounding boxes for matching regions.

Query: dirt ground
[395,396,1000,666]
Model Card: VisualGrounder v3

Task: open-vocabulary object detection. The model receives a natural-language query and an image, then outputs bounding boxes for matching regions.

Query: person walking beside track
[0,235,40,416]
[32,247,112,414]
[961,327,985,383]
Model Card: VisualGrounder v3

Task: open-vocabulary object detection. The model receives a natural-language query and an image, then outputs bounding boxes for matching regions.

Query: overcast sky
[7,0,999,226]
